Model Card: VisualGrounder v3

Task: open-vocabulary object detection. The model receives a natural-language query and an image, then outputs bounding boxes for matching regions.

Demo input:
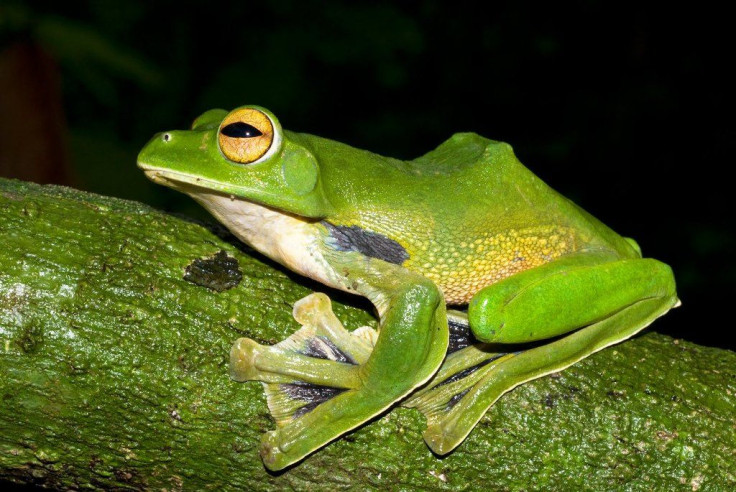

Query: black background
[1,0,734,358]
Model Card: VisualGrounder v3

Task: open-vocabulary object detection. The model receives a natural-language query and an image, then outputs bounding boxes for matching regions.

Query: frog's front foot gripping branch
[230,286,448,470]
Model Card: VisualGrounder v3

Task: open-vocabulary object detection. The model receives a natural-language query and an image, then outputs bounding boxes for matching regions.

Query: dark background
[1,1,733,352]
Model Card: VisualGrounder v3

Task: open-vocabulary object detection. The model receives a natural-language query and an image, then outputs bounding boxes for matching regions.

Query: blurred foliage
[0,0,733,349]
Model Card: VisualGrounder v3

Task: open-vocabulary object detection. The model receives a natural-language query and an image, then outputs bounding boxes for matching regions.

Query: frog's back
[309,132,638,305]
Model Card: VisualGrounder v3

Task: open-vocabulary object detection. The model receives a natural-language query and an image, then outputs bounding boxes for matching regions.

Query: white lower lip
[140,165,189,183]
[143,170,170,185]
[139,166,195,190]
[139,166,235,196]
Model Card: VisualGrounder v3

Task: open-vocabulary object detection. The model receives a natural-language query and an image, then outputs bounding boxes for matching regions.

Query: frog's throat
[181,188,345,294]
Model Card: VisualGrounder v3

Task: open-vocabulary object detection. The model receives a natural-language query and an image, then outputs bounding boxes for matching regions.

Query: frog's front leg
[407,251,678,454]
[231,258,448,470]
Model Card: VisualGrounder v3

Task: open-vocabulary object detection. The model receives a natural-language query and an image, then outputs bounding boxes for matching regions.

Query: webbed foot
[230,293,376,428]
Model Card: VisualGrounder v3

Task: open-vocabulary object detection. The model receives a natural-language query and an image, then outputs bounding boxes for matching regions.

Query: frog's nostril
[163,133,171,142]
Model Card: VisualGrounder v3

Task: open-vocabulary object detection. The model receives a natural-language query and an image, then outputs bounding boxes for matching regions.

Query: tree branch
[1,178,734,490]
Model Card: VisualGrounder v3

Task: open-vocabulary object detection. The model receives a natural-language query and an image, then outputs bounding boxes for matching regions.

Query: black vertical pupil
[221,121,263,138]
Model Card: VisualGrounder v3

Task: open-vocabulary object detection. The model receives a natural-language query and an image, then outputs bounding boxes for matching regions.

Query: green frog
[138,105,678,470]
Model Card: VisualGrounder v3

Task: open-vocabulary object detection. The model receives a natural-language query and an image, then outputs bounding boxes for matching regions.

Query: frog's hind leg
[231,293,377,428]
[406,279,677,455]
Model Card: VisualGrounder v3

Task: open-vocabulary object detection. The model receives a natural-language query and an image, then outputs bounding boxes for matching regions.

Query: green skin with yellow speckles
[138,106,678,470]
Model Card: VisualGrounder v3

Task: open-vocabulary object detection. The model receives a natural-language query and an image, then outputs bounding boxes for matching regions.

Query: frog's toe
[229,337,262,382]
[422,424,458,456]
[260,431,285,470]
[230,293,376,428]
[290,292,377,361]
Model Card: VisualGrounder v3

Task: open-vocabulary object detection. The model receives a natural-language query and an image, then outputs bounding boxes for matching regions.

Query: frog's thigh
[468,254,677,343]
[231,264,448,471]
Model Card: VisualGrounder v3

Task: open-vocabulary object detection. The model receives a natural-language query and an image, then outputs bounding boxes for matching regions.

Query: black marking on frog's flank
[220,121,263,138]
[323,221,409,265]
[448,318,478,354]
[282,382,347,418]
[301,336,357,365]
[183,250,242,292]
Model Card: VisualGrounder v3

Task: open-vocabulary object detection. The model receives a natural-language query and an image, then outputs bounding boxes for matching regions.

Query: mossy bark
[1,178,734,491]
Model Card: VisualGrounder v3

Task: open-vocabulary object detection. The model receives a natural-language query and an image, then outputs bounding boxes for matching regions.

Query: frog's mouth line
[138,165,231,195]
[138,164,317,222]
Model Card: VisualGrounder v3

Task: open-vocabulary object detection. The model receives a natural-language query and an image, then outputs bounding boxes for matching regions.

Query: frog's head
[137,106,331,218]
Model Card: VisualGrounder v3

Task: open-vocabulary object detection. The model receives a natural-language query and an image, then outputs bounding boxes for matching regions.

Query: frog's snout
[136,131,179,170]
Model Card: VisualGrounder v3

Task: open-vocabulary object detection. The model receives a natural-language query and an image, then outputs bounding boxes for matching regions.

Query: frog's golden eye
[218,108,275,164]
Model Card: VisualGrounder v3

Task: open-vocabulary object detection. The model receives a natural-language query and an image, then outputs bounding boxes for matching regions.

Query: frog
[137,105,679,471]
